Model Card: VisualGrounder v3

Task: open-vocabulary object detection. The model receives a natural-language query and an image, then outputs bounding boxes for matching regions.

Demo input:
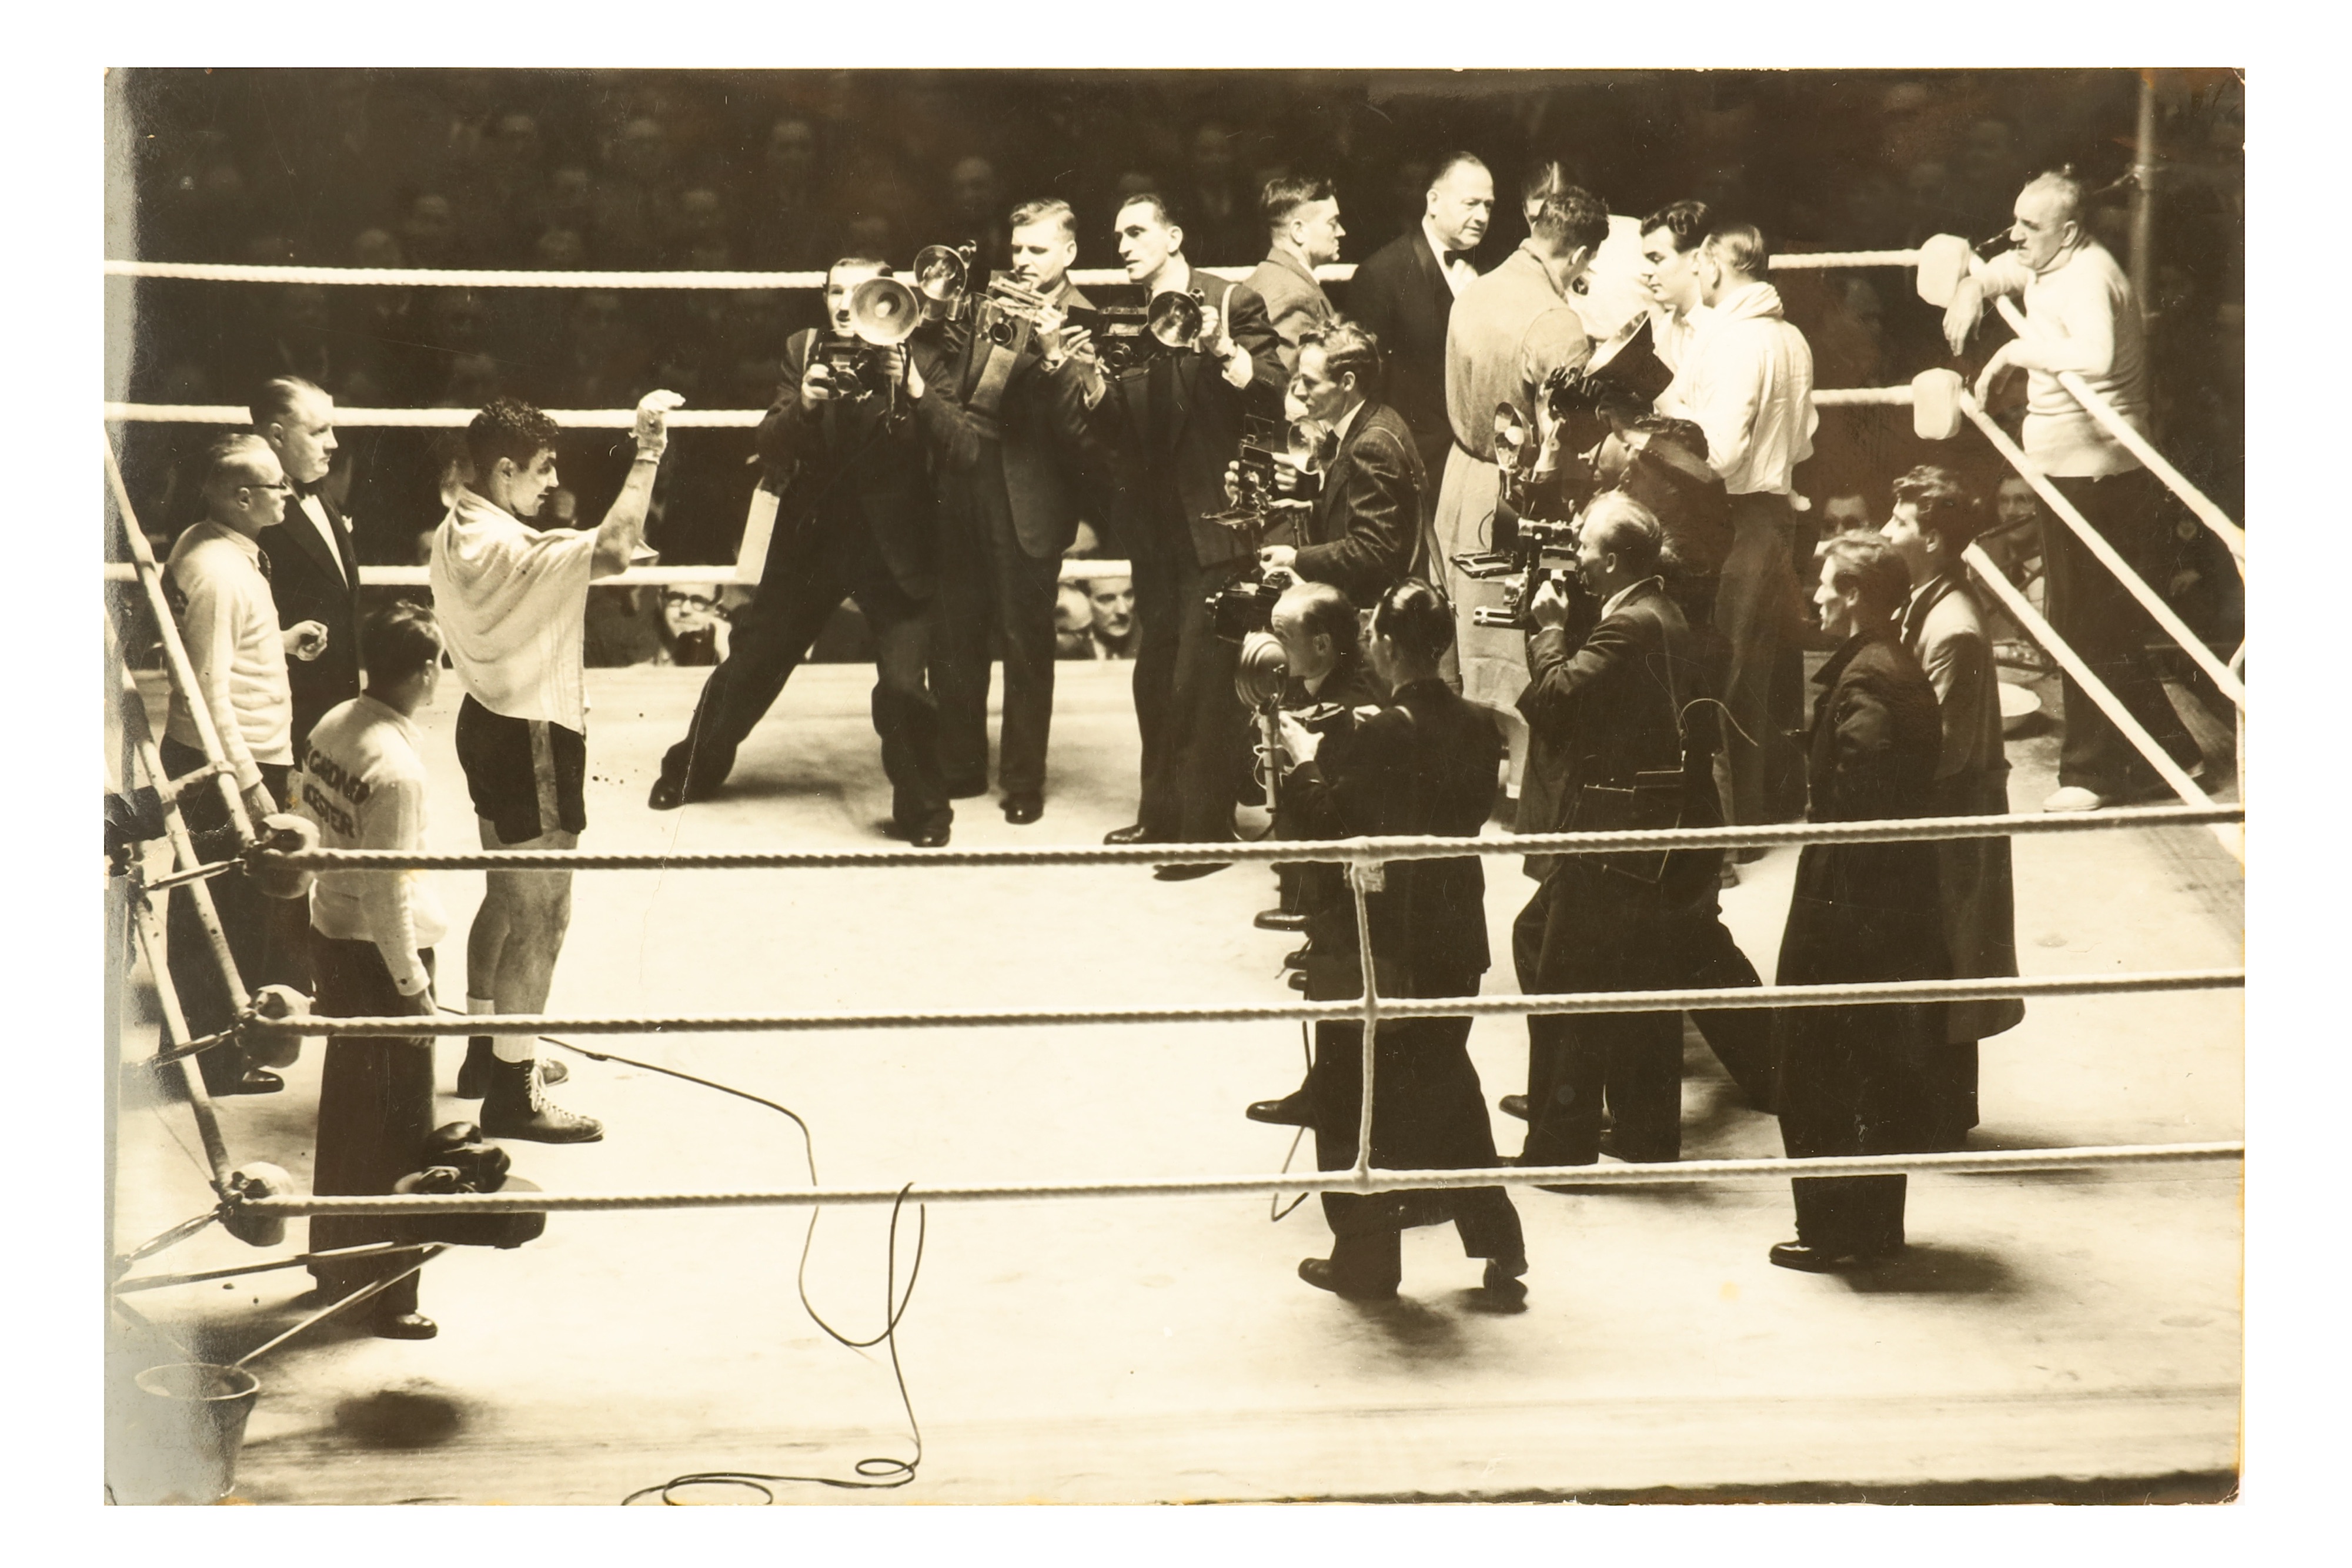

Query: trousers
[1713,493,1809,825]
[160,738,298,1096]
[660,514,950,834]
[1129,499,1249,843]
[2044,468,2201,795]
[307,938,437,1318]
[1776,1003,1939,1255]
[931,479,1063,798]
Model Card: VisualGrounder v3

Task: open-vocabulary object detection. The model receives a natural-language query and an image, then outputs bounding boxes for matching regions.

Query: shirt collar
[1330,399,1365,446]
[195,517,264,561]
[1422,216,1467,269]
[1510,242,1569,301]
[355,692,419,745]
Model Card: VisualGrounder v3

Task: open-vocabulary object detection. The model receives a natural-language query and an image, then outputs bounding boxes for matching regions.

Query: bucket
[112,1363,260,1504]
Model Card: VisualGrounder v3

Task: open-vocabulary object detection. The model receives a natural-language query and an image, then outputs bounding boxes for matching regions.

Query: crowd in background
[109,68,2244,660]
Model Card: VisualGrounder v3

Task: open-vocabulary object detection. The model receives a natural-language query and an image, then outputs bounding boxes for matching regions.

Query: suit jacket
[933,280,1103,560]
[257,486,362,751]
[1291,400,1426,606]
[1516,578,1720,895]
[1349,227,1461,476]
[1284,676,1500,994]
[759,329,941,599]
[1096,269,1287,568]
[1777,627,1948,991]
[1902,573,2023,1042]
[1241,248,1335,375]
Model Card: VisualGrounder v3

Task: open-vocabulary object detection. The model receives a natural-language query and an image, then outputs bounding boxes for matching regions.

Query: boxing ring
[102,238,2247,1502]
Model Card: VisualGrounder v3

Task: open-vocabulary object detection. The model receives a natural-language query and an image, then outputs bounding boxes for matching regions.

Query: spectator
[1054,581,1095,659]
[1086,575,1139,658]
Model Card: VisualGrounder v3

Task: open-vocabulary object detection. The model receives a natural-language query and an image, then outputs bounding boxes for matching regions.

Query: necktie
[1444,250,1472,269]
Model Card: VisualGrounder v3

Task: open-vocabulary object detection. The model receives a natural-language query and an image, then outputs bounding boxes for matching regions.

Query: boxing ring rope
[1987,294,2245,564]
[102,230,2247,1251]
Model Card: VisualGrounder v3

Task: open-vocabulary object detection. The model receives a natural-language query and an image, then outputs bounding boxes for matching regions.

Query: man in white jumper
[1661,220,1817,830]
[430,390,680,1142]
[293,602,451,1339]
[162,434,329,1096]
[1941,168,2202,810]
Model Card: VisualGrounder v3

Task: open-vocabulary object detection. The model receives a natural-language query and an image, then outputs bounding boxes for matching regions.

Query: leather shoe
[1104,823,1152,845]
[1245,1089,1312,1126]
[1298,1258,1396,1301]
[911,824,951,849]
[219,1069,284,1096]
[1254,908,1308,932]
[1281,945,1310,971]
[1498,1093,1530,1122]
[1768,1240,1897,1273]
[373,1310,439,1340]
[1002,793,1044,825]
[1287,969,1309,992]
[647,776,689,811]
[1153,861,1229,881]
[1480,1259,1530,1305]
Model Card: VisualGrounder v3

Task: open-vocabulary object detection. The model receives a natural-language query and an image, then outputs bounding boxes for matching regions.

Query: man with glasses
[161,434,328,1096]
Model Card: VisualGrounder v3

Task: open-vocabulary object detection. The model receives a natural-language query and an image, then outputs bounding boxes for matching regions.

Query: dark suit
[1775,627,1950,1256]
[1513,579,1768,1164]
[258,486,362,755]
[1348,226,1465,503]
[656,329,950,833]
[1290,400,1427,606]
[1283,677,1524,1291]
[927,280,1101,801]
[1093,269,1287,842]
[1241,248,1336,375]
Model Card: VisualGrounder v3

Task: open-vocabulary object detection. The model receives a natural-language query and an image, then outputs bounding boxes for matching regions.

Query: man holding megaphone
[1093,192,1288,874]
[649,258,957,849]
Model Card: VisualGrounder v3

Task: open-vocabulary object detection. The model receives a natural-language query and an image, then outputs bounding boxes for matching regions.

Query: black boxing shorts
[455,695,586,844]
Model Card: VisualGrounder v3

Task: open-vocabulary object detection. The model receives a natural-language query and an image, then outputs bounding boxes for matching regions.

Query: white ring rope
[236,1141,2246,1218]
[263,804,2244,873]
[243,969,2242,1042]
[1989,295,2246,563]
[102,254,1909,291]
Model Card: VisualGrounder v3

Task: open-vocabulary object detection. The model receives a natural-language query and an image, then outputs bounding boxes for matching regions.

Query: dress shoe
[1254,908,1309,932]
[1103,823,1152,845]
[1245,1089,1313,1126]
[647,775,689,811]
[2042,784,2111,813]
[1002,793,1044,825]
[1498,1093,1531,1122]
[1287,969,1309,992]
[1298,1258,1396,1302]
[1768,1240,1898,1273]
[373,1310,439,1340]
[1480,1258,1530,1304]
[1281,945,1311,971]
[911,824,952,849]
[219,1069,284,1096]
[1153,861,1229,881]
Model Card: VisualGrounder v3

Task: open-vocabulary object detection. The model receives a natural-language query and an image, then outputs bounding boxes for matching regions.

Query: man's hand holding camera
[1274,707,1324,768]
[1527,576,1574,631]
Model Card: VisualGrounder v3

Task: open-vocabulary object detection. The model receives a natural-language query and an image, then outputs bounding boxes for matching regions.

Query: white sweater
[163,520,292,790]
[1661,280,1816,498]
[1972,240,2149,479]
[295,695,449,995]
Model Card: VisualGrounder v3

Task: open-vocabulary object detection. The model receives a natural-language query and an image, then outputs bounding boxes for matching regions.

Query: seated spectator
[1087,576,1139,658]
[1054,582,1095,659]
[658,587,731,666]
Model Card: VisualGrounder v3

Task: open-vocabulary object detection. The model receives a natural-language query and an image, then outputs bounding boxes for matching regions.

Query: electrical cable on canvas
[440,1011,926,1497]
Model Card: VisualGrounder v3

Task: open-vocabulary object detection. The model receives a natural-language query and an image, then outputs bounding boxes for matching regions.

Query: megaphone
[847,275,923,346]
[1234,629,1288,709]
[1147,287,1207,349]
[911,243,974,322]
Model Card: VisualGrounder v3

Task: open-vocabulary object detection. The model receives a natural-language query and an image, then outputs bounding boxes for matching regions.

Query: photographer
[1252,320,1432,608]
[1271,581,1528,1304]
[647,258,956,847]
[927,198,1108,826]
[1511,494,1735,1169]
[1092,192,1287,875]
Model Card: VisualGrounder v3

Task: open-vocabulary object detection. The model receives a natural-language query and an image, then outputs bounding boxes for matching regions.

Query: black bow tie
[1443,249,1475,268]
[291,478,325,502]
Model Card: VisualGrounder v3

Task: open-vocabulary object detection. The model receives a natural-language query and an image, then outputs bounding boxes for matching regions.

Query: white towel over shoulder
[429,488,599,732]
